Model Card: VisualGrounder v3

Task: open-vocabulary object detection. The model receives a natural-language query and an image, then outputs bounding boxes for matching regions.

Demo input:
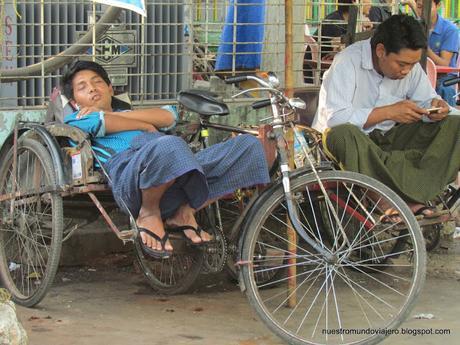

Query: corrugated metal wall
[1,0,189,108]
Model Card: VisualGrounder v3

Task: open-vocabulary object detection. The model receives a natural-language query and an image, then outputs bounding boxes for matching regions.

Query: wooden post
[285,0,297,308]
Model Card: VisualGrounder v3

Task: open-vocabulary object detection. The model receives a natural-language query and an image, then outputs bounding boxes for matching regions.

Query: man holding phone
[313,15,459,218]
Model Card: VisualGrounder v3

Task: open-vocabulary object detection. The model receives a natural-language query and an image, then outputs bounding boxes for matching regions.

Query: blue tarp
[215,0,266,71]
[94,0,146,17]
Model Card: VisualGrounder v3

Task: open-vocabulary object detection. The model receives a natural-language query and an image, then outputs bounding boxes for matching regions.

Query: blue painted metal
[0,110,46,147]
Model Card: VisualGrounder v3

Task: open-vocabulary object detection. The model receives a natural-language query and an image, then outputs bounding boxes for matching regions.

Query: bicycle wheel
[240,171,425,345]
[135,243,203,295]
[316,187,404,269]
[135,210,206,295]
[219,192,252,279]
[0,138,63,307]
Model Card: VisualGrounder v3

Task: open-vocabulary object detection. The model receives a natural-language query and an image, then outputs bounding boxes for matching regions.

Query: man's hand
[428,98,450,122]
[330,37,344,53]
[76,106,102,119]
[388,100,427,124]
[362,17,373,32]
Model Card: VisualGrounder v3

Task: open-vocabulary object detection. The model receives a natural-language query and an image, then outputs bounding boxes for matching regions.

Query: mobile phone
[426,107,442,114]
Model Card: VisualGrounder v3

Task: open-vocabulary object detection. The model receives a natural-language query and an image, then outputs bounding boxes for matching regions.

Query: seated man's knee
[324,124,367,165]
[326,124,362,147]
[239,133,259,145]
[228,133,262,150]
[444,115,460,126]
[158,134,188,148]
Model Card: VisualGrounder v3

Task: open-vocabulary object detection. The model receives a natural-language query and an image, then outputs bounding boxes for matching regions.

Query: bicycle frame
[183,74,362,262]
[230,78,355,257]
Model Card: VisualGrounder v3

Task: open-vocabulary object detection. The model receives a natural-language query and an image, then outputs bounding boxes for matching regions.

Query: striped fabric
[64,105,179,165]
[65,109,270,218]
[105,132,270,219]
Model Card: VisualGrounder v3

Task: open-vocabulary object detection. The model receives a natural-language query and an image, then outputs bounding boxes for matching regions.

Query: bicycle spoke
[241,172,425,345]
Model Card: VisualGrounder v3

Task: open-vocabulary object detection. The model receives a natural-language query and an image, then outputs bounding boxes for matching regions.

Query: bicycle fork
[272,124,346,263]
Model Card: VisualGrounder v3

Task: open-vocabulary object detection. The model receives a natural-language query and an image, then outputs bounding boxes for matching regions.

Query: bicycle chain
[201,223,228,274]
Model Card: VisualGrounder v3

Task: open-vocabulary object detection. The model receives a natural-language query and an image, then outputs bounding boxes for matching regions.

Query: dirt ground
[14,242,460,345]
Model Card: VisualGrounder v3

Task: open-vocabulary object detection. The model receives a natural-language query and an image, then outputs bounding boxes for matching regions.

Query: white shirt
[312,39,439,134]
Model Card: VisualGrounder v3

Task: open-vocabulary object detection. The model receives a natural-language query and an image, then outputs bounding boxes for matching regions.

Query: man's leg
[137,180,175,251]
[195,134,270,200]
[165,203,213,243]
[158,172,213,244]
[436,75,457,107]
[324,122,460,215]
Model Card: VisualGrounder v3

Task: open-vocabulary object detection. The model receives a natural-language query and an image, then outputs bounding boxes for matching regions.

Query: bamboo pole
[285,0,297,309]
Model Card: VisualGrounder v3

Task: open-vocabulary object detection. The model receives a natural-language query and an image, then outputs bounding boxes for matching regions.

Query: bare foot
[166,204,212,244]
[137,214,173,252]
[408,203,436,218]
[380,208,402,224]
[371,195,403,223]
[380,203,436,223]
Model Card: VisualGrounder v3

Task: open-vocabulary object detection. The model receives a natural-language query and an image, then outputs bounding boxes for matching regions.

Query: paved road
[14,246,460,345]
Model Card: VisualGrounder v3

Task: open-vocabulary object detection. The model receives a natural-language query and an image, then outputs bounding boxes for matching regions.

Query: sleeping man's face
[71,69,114,111]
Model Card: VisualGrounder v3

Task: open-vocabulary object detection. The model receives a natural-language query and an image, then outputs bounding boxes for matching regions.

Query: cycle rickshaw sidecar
[0,111,206,306]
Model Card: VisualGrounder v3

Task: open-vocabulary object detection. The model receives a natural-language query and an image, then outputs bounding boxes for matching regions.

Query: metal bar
[87,192,131,241]
[140,11,146,104]
[9,127,19,215]
[71,184,110,194]
[40,0,45,105]
[232,0,237,73]
[0,186,62,203]
[92,0,96,62]
[201,120,259,135]
[0,6,122,82]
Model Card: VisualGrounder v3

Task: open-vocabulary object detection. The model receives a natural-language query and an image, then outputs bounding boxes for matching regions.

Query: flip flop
[167,225,213,246]
[413,206,440,219]
[137,227,172,259]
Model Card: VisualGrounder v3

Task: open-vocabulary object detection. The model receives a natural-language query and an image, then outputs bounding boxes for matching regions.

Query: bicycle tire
[222,193,288,286]
[135,209,207,295]
[240,170,426,345]
[0,138,63,307]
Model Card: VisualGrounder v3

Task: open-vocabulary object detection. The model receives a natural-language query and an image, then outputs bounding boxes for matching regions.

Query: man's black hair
[371,14,427,53]
[61,60,111,100]
[337,0,354,15]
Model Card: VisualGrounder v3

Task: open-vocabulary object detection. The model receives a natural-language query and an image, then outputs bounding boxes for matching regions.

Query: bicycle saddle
[178,89,229,116]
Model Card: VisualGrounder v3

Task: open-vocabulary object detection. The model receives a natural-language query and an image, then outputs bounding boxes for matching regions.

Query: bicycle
[136,73,427,344]
[0,72,426,345]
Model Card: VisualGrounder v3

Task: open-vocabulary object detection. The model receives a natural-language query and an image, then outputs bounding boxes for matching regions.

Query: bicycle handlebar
[225,76,248,84]
[251,99,272,110]
[443,76,460,87]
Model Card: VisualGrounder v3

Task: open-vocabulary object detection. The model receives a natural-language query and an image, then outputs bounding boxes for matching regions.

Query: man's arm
[364,100,427,128]
[105,107,175,129]
[104,114,156,133]
[427,48,454,67]
[319,54,434,131]
[77,106,176,130]
[428,23,459,67]
[75,105,177,134]
[65,111,155,136]
[365,63,444,127]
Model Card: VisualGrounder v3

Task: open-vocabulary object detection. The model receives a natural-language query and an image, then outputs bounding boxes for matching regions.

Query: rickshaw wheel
[0,138,63,307]
[135,208,209,294]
